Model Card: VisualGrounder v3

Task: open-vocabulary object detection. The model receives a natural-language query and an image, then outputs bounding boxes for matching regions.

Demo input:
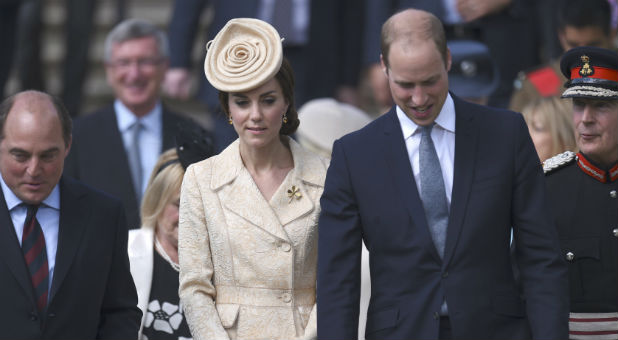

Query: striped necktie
[22,204,48,312]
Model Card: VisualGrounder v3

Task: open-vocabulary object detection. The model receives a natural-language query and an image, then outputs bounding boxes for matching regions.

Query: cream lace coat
[179,138,328,340]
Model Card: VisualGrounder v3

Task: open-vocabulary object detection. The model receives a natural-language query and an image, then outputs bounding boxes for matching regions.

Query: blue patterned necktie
[419,124,449,258]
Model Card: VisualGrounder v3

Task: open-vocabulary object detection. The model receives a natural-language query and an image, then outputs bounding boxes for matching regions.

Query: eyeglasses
[106,57,165,71]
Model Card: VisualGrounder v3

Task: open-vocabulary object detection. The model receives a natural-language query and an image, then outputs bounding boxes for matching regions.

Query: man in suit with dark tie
[0,90,140,338]
[64,18,195,229]
[317,9,569,340]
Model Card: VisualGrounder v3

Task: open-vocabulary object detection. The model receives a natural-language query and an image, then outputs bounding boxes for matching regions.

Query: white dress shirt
[114,100,163,198]
[396,93,456,206]
[1,175,59,294]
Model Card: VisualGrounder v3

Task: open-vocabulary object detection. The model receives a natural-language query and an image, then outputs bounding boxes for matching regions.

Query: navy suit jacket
[317,96,569,339]
[0,176,141,339]
[64,104,193,229]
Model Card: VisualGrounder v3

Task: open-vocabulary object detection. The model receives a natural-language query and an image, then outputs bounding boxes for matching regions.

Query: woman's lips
[247,127,266,134]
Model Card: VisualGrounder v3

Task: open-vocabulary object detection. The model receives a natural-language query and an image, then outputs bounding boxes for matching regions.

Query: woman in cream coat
[178,18,327,340]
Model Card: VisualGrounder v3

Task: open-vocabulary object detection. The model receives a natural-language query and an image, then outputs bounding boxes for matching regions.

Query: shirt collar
[0,174,61,211]
[396,93,456,139]
[114,99,162,133]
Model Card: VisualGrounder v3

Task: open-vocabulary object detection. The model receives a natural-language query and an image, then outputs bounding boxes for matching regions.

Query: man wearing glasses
[64,19,195,230]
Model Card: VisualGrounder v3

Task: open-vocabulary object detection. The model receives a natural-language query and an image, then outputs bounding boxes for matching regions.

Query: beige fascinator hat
[204,18,283,93]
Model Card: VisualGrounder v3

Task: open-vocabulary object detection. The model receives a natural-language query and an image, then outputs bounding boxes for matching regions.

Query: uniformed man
[509,0,615,112]
[544,46,618,339]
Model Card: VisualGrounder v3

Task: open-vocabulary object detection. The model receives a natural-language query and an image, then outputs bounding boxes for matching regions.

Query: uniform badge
[543,151,576,174]
[579,55,594,77]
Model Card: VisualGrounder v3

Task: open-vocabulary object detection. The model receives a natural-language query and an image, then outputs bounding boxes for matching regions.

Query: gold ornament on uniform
[579,55,594,77]
[287,185,301,202]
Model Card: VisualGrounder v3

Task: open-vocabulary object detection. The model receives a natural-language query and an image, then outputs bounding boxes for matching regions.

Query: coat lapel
[0,189,36,305]
[127,229,154,319]
[443,97,478,267]
[49,178,89,301]
[268,140,322,226]
[213,141,290,241]
[381,109,442,262]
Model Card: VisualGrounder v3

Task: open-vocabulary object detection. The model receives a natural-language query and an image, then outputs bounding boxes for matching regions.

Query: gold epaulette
[543,151,576,174]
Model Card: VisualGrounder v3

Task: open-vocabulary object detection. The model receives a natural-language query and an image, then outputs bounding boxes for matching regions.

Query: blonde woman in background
[178,18,327,340]
[129,126,214,339]
[522,96,577,162]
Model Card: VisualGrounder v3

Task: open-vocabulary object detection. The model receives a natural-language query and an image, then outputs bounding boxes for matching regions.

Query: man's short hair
[0,91,72,147]
[103,18,170,62]
[558,0,612,35]
[380,9,448,68]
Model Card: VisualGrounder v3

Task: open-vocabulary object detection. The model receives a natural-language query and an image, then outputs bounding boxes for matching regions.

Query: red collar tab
[571,66,618,82]
[576,152,618,183]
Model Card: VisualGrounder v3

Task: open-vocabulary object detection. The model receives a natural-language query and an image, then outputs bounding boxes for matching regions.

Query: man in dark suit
[64,18,194,229]
[0,90,140,338]
[317,9,569,340]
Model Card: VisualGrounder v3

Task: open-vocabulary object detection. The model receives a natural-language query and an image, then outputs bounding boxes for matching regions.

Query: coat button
[433,312,440,320]
[613,228,618,237]
[281,292,292,303]
[566,252,575,261]
[611,190,617,198]
[280,242,291,252]
[29,312,38,321]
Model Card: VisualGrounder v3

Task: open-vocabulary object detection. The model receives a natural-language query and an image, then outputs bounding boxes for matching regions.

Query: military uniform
[544,151,618,339]
[509,59,565,112]
[545,46,618,339]
[545,153,618,301]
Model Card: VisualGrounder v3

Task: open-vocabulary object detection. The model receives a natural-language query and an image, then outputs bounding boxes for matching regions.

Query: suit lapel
[443,97,478,267]
[381,109,442,262]
[161,108,179,151]
[0,190,37,305]
[49,178,89,301]
[106,107,141,208]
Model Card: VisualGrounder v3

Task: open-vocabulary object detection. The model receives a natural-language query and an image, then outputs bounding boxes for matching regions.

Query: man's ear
[64,135,72,158]
[380,54,388,76]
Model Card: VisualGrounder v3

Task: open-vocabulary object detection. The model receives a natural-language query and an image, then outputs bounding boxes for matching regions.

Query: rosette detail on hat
[204,18,283,92]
